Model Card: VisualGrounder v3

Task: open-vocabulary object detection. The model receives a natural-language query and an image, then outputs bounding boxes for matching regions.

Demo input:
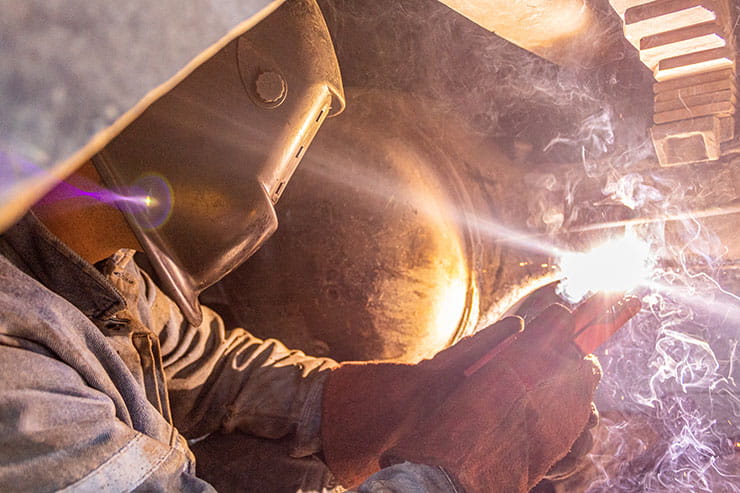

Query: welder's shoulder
[0,256,214,492]
[0,250,98,357]
[0,342,210,492]
[0,256,111,489]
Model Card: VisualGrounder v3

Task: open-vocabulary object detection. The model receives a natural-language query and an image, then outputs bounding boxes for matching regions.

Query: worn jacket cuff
[290,370,331,458]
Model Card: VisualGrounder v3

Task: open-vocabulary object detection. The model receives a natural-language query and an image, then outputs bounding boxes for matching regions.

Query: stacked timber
[609,0,736,166]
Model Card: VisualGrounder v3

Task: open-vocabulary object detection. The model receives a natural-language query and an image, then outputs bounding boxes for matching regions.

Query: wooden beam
[608,0,737,165]
[653,67,734,92]
[653,88,735,113]
[651,115,721,165]
[654,99,735,123]
[655,46,734,80]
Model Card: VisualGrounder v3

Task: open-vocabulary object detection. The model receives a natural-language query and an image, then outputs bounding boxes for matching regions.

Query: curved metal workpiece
[209,89,531,362]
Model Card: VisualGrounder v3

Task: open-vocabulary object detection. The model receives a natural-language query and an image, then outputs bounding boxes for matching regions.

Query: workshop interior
[2,0,739,491]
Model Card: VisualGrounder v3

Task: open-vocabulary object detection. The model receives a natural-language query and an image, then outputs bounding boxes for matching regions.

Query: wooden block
[641,20,726,51]
[625,0,729,25]
[655,79,736,102]
[623,0,725,50]
[655,76,735,101]
[655,46,734,80]
[651,115,721,165]
[654,99,735,123]
[654,88,735,112]
[719,115,735,141]
[639,21,728,69]
[653,67,734,92]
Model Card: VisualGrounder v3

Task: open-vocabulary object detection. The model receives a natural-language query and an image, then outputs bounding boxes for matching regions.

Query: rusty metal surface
[210,89,490,362]
[318,0,654,167]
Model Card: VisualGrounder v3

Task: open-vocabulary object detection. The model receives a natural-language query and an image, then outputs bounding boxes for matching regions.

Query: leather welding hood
[93,0,345,325]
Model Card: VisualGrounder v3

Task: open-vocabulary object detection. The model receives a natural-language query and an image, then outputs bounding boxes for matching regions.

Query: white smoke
[547,112,739,492]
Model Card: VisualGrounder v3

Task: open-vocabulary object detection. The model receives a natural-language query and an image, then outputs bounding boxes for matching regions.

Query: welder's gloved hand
[321,305,601,492]
[540,402,600,484]
[321,316,524,488]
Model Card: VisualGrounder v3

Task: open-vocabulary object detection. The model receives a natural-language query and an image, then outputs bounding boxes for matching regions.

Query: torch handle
[572,295,641,355]
[463,293,641,378]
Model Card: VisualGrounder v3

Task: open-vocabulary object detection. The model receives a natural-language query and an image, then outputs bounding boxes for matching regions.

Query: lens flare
[114,173,173,229]
[557,232,654,302]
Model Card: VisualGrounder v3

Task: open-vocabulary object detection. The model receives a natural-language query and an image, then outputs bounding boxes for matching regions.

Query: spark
[557,231,654,302]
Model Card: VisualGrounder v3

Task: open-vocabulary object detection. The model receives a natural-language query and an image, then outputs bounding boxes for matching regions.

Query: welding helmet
[93,0,345,325]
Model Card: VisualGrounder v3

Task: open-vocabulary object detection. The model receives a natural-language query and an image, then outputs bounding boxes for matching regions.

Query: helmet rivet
[255,71,287,106]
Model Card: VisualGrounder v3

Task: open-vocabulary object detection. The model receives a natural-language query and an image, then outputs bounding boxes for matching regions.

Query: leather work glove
[321,305,602,492]
[538,402,600,485]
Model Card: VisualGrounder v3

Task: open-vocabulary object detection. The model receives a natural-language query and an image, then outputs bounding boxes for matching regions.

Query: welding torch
[464,291,642,377]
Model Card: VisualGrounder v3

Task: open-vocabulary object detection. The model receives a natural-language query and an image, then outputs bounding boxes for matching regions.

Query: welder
[0,1,602,491]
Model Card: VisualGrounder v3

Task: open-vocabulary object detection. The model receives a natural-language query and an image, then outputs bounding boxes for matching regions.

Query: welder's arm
[139,268,458,491]
[129,265,336,454]
[156,302,337,452]
[135,267,462,491]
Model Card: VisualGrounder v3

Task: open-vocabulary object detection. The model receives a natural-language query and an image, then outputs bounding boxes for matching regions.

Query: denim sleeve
[162,304,337,455]
[350,462,461,493]
[114,256,338,455]
[0,343,214,492]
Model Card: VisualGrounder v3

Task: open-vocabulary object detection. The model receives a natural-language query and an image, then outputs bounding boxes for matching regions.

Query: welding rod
[571,294,642,355]
[565,202,740,234]
[493,202,740,245]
